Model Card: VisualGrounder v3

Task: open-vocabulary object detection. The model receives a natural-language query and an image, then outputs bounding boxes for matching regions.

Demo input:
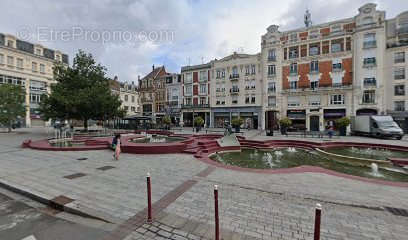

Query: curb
[0,179,112,223]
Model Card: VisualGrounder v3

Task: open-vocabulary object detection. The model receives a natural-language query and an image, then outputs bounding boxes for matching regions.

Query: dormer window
[7,40,14,48]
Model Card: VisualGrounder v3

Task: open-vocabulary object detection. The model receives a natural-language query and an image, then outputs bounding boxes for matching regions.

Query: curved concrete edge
[195,142,408,188]
[0,178,116,223]
[315,148,390,166]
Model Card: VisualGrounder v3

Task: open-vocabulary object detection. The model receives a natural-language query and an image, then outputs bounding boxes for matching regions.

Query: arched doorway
[356,108,377,116]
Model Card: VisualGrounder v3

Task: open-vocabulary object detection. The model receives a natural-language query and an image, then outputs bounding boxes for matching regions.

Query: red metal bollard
[314,203,322,240]
[147,172,152,223]
[214,185,220,240]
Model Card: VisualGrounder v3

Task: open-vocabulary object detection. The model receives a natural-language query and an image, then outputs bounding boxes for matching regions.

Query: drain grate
[96,166,115,171]
[77,157,88,161]
[63,173,87,179]
[384,207,408,217]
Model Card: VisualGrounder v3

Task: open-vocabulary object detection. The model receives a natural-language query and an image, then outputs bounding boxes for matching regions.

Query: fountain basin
[209,148,408,182]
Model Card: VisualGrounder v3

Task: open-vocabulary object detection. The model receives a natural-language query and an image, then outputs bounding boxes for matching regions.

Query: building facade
[259,3,408,132]
[0,33,69,127]
[210,53,263,129]
[138,65,167,122]
[180,63,211,127]
[110,76,140,116]
[165,73,182,124]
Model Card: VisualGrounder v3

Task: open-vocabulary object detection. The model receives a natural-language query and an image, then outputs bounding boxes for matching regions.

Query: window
[309,43,320,56]
[216,70,221,79]
[17,58,23,69]
[199,70,207,81]
[0,75,25,86]
[310,61,319,72]
[231,95,238,104]
[251,65,256,75]
[32,62,37,72]
[394,68,405,80]
[330,94,344,105]
[185,85,192,96]
[250,80,256,89]
[268,65,276,76]
[131,106,135,112]
[199,84,206,94]
[362,90,375,104]
[231,85,239,93]
[290,63,297,74]
[289,81,297,89]
[308,95,320,106]
[200,97,206,105]
[245,95,250,104]
[185,73,192,83]
[0,54,3,64]
[251,95,255,103]
[289,46,298,59]
[30,93,42,103]
[36,49,41,55]
[40,64,45,73]
[245,65,250,75]
[363,57,376,66]
[363,33,376,48]
[268,82,276,92]
[132,96,135,102]
[268,96,276,107]
[268,49,276,61]
[216,83,221,92]
[363,78,376,87]
[232,66,238,75]
[395,52,405,63]
[185,97,192,105]
[30,80,46,91]
[332,62,342,71]
[288,96,300,107]
[124,106,129,111]
[124,95,128,102]
[7,40,14,47]
[7,56,14,66]
[331,43,342,53]
[394,101,405,111]
[310,80,319,90]
[221,69,225,78]
[395,85,405,96]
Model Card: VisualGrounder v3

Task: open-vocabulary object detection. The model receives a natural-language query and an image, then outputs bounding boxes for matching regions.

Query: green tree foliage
[39,50,123,130]
[0,84,26,132]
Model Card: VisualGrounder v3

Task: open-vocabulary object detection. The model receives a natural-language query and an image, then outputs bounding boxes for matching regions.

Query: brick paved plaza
[1,128,408,240]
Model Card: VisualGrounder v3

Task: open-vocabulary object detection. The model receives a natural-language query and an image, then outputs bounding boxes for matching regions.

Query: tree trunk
[84,119,88,132]
[8,120,12,133]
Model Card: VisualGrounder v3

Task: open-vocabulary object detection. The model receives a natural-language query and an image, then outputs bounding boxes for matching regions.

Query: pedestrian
[112,134,121,160]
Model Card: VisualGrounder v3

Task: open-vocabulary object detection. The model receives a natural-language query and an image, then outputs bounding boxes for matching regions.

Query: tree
[39,50,123,131]
[0,84,26,132]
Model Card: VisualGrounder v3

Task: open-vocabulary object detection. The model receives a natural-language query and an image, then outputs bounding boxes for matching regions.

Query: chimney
[152,64,155,71]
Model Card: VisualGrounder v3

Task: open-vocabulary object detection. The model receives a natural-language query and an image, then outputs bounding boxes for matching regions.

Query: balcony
[363,40,377,49]
[268,56,276,62]
[363,79,376,87]
[198,91,207,96]
[230,74,239,80]
[363,58,376,68]
[181,104,209,109]
[289,71,298,76]
[230,88,240,94]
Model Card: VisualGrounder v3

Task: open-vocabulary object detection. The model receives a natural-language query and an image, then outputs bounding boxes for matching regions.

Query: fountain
[287,147,297,153]
[370,163,382,177]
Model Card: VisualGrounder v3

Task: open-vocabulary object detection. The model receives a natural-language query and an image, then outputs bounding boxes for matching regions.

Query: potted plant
[194,116,204,132]
[279,117,292,135]
[162,115,171,130]
[336,117,350,136]
[231,118,244,133]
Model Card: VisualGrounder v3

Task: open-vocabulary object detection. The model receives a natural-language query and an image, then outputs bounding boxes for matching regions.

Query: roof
[181,63,211,72]
[141,66,166,80]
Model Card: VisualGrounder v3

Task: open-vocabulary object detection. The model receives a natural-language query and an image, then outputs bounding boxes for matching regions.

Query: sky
[1,0,408,83]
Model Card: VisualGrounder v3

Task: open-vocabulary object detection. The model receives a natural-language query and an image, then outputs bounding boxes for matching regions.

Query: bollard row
[145,174,322,240]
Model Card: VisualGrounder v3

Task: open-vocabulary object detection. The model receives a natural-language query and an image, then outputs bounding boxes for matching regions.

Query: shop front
[323,108,346,128]
[356,108,378,116]
[265,110,279,130]
[308,108,321,131]
[287,110,306,131]
[212,106,262,129]
[214,112,230,128]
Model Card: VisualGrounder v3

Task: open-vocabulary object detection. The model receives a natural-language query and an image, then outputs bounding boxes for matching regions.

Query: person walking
[112,134,121,160]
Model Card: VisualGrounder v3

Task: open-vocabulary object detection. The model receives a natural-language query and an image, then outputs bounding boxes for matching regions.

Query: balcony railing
[363,40,377,49]
[141,98,153,102]
[289,70,298,76]
[230,88,240,94]
[230,74,239,80]
[199,78,208,82]
[267,56,276,62]
[363,79,377,87]
[181,104,209,109]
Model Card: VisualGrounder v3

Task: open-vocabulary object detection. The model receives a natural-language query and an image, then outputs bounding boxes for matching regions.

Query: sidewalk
[1,128,408,239]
